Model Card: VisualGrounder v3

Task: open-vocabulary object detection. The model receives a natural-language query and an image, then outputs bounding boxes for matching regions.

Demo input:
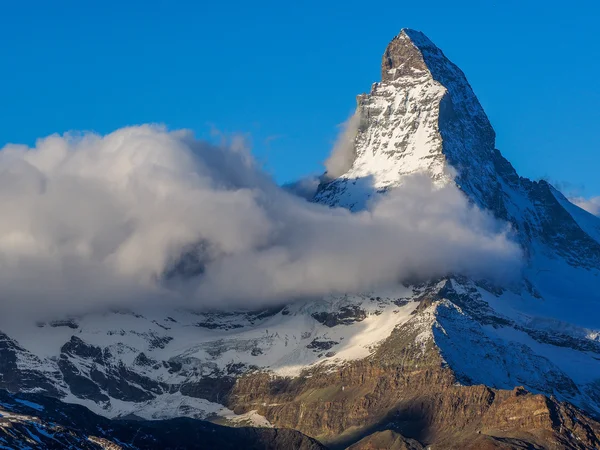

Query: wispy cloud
[570,196,600,216]
[264,134,286,146]
[323,112,361,180]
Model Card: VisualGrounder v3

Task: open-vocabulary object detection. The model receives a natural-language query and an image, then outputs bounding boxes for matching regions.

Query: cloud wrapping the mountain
[0,125,522,318]
[324,112,361,180]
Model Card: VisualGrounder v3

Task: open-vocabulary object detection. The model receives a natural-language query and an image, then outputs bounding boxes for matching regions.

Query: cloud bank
[0,125,522,319]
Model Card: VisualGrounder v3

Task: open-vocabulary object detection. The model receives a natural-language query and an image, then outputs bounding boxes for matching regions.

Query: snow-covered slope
[1,28,600,445]
[0,290,421,421]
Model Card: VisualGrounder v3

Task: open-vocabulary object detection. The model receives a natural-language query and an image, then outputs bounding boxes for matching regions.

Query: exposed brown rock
[228,318,600,449]
[381,31,428,82]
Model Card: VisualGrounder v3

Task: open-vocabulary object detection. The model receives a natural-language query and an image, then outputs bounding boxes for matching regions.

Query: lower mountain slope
[1,277,600,449]
[0,389,325,450]
[227,280,600,449]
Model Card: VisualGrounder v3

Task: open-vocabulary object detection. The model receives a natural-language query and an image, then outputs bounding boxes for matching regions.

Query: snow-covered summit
[315,28,495,211]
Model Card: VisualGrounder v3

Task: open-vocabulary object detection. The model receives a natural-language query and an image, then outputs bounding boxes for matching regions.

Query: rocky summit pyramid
[2,29,600,449]
[316,28,496,208]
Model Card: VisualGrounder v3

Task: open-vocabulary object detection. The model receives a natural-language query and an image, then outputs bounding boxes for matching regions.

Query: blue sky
[1,0,599,196]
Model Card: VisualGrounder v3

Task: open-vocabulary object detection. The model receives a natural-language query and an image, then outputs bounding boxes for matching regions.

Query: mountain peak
[316,27,600,272]
[317,28,496,211]
[381,29,441,82]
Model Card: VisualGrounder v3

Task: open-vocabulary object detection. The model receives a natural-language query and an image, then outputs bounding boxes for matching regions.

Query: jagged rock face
[0,332,63,397]
[1,28,600,450]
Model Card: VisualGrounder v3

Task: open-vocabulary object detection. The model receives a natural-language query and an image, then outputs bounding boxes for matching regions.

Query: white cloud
[282,176,320,200]
[323,112,361,180]
[0,125,523,319]
[570,196,600,216]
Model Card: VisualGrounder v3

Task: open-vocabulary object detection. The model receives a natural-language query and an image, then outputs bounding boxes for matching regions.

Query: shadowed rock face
[0,332,62,397]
